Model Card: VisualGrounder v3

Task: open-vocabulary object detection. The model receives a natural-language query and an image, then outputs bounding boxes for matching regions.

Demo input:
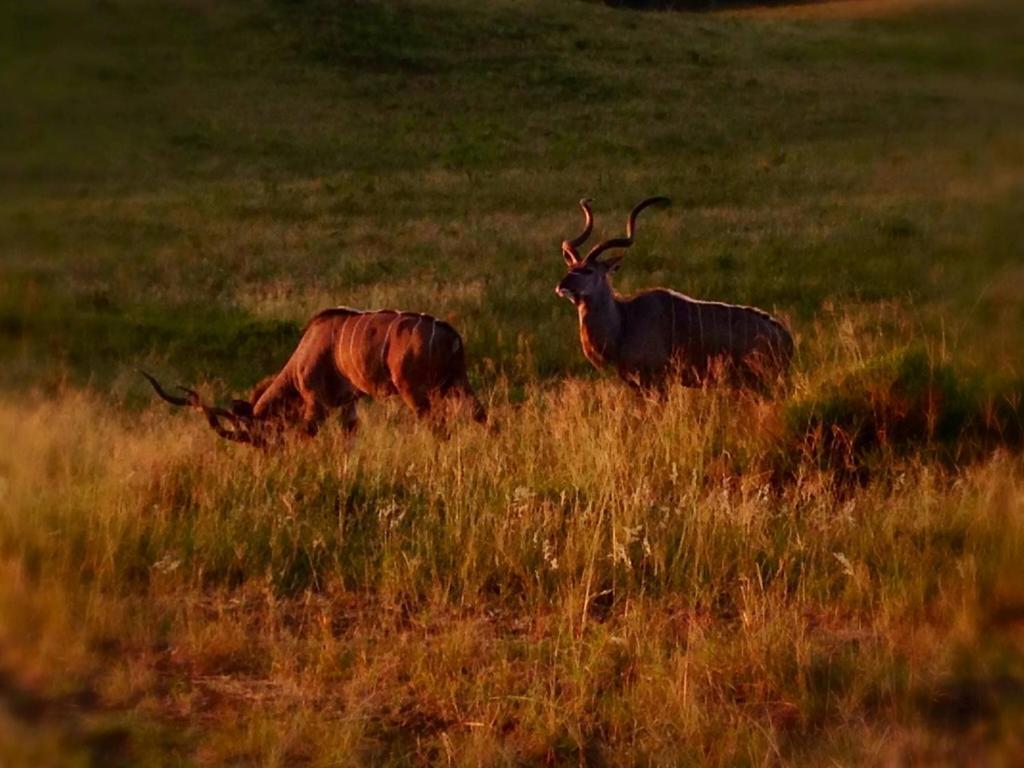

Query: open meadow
[2,0,1023,764]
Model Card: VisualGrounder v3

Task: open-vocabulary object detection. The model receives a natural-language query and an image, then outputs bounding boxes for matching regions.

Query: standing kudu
[143,307,486,447]
[556,197,793,391]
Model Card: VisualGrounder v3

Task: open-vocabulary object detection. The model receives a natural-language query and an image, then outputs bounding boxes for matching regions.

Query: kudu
[143,307,486,447]
[556,197,794,391]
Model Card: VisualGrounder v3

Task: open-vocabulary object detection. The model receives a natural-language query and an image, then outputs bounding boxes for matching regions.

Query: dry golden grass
[2,319,1023,764]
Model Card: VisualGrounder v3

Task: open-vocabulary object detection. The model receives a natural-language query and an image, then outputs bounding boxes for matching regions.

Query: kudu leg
[294,376,333,439]
[291,365,360,440]
[398,385,433,421]
[251,371,308,444]
[399,383,470,440]
[339,400,359,435]
[441,377,487,425]
[301,400,328,438]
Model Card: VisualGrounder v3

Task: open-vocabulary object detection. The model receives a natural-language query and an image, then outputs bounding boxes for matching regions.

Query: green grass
[1,0,1023,764]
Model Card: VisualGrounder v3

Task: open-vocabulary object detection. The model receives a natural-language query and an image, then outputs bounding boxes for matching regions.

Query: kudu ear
[602,253,624,273]
[561,243,579,268]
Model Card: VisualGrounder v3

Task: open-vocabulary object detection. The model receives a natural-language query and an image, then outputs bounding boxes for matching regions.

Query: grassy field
[2,0,1024,764]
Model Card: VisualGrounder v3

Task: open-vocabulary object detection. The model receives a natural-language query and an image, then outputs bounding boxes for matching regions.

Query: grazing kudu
[143,307,486,447]
[556,197,794,391]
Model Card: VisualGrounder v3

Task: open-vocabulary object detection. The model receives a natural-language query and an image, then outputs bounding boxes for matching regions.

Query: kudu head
[140,371,267,447]
[555,196,670,305]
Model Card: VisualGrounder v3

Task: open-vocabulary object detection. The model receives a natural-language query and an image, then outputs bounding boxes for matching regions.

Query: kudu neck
[577,285,623,366]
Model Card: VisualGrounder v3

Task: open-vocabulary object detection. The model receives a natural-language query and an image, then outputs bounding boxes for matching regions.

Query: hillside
[1,0,1023,764]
